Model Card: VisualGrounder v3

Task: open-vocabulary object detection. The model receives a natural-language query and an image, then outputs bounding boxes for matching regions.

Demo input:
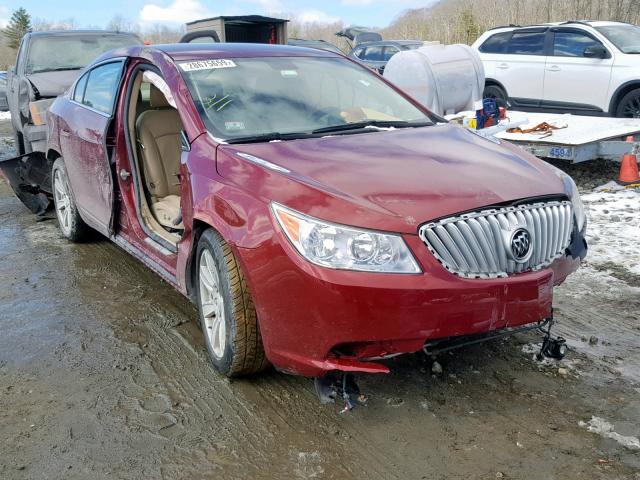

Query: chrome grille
[418,200,573,278]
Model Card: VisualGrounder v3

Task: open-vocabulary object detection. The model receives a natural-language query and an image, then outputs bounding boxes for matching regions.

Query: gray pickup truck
[3,30,140,215]
[6,30,140,155]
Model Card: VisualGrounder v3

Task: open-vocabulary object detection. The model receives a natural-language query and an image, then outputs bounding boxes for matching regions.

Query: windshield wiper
[225,131,313,144]
[312,120,433,135]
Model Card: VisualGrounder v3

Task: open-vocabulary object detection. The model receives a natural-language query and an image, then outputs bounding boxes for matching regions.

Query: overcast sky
[0,0,433,30]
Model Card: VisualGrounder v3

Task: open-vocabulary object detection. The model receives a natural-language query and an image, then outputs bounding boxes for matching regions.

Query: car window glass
[362,46,384,61]
[83,62,123,115]
[353,47,365,59]
[507,32,546,55]
[552,31,602,57]
[596,24,640,53]
[16,37,28,71]
[479,32,510,53]
[0,76,6,88]
[181,56,432,141]
[24,35,138,74]
[383,46,399,61]
[73,73,88,102]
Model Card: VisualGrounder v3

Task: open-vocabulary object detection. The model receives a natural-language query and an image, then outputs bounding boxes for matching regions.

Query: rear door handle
[547,65,561,72]
[497,63,509,69]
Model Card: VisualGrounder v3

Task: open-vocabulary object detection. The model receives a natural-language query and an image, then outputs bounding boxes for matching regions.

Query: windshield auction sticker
[179,59,237,71]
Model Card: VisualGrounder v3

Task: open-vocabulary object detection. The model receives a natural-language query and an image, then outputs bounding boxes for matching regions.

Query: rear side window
[362,46,384,61]
[73,73,88,103]
[479,32,511,53]
[82,62,123,115]
[382,46,399,61]
[507,32,546,55]
[552,31,602,57]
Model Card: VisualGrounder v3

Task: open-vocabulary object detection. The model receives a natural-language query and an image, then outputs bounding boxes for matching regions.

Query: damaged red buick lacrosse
[45,44,587,383]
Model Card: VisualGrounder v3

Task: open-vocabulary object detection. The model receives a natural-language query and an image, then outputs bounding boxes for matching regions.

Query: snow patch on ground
[0,111,11,121]
[521,343,541,355]
[560,265,640,301]
[582,187,640,276]
[520,343,583,375]
[579,416,640,451]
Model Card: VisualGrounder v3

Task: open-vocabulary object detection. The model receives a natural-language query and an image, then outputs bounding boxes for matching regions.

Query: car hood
[219,124,567,234]
[26,70,81,97]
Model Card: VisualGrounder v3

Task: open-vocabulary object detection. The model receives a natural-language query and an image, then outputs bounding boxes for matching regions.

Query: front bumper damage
[0,152,52,216]
[23,123,48,154]
[239,224,587,378]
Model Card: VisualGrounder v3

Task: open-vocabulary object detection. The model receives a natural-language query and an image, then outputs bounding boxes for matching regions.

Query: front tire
[196,229,269,377]
[615,88,640,118]
[52,158,89,242]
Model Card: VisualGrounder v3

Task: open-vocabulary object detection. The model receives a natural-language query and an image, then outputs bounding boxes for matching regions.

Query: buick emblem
[509,227,532,263]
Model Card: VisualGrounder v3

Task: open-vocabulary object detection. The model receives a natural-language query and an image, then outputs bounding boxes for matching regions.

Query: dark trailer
[182,15,288,44]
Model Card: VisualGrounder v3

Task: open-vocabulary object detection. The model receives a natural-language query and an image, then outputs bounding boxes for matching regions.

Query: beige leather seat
[136,85,183,229]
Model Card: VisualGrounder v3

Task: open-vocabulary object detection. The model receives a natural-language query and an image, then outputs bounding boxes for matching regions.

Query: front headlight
[271,203,422,273]
[561,174,586,232]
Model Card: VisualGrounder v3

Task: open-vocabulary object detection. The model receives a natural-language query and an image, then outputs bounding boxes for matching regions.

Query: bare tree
[383,0,640,44]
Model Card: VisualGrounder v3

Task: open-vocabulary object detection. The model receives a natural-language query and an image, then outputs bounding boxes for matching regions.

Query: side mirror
[584,45,607,59]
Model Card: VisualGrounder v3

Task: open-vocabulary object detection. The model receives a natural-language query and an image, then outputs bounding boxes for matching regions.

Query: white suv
[472,21,640,118]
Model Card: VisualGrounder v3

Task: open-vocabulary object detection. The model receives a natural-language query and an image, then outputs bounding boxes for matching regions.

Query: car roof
[487,20,632,33]
[27,29,139,37]
[90,42,345,68]
[154,43,340,61]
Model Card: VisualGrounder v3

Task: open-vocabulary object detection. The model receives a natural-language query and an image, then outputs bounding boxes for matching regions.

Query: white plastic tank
[383,43,485,116]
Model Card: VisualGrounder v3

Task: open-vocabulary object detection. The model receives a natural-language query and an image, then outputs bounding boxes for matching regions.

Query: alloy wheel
[53,169,72,236]
[622,94,640,118]
[199,249,226,359]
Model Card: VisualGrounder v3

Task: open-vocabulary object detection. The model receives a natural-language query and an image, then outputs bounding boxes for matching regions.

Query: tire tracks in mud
[74,227,394,478]
[139,314,394,479]
[3,164,640,479]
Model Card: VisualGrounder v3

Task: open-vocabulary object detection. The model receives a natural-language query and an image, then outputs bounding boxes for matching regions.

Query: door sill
[112,234,178,287]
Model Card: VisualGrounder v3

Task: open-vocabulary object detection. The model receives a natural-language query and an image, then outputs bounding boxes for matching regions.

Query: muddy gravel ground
[1,121,639,480]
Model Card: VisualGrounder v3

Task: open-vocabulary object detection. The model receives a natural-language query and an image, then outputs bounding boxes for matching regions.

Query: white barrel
[383,43,485,116]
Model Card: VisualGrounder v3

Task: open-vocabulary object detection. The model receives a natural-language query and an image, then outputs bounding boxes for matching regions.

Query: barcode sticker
[179,59,237,71]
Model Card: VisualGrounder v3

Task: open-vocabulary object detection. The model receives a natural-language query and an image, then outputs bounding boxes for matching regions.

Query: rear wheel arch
[483,80,509,107]
[51,157,90,242]
[46,148,61,163]
[485,78,507,92]
[609,81,640,115]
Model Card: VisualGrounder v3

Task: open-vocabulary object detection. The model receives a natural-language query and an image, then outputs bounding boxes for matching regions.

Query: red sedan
[45,43,587,379]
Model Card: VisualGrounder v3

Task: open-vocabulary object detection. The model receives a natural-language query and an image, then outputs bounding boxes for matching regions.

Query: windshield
[596,24,640,53]
[26,34,139,74]
[179,56,433,142]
